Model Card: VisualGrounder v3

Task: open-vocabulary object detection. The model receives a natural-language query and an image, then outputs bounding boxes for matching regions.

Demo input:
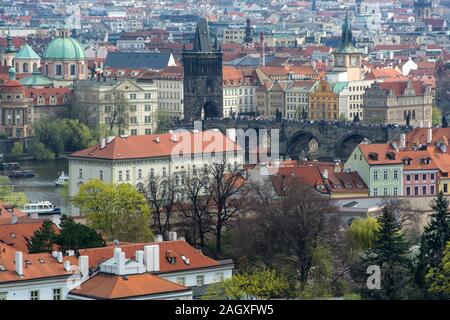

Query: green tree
[154,110,173,134]
[29,141,55,161]
[34,120,65,156]
[204,269,288,300]
[432,106,442,127]
[11,141,23,159]
[360,204,416,300]
[72,179,153,242]
[345,217,380,253]
[425,242,450,299]
[62,119,93,151]
[28,220,58,253]
[416,192,450,293]
[0,176,27,207]
[57,215,105,251]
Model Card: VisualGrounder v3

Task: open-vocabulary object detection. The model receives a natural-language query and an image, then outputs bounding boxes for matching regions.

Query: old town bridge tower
[182,18,223,121]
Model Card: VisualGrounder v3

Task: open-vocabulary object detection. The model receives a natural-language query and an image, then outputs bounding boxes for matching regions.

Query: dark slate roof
[193,18,212,52]
[104,52,172,70]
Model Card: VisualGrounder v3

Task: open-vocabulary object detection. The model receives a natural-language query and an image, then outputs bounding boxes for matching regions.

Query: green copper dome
[44,36,85,60]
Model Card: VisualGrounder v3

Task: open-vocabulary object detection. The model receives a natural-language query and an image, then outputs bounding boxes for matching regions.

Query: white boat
[23,201,61,215]
[54,171,69,186]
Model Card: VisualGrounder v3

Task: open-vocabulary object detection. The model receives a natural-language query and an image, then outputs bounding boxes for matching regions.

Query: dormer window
[422,158,431,165]
[403,158,412,165]
[368,152,378,161]
[386,152,396,160]
[165,250,177,264]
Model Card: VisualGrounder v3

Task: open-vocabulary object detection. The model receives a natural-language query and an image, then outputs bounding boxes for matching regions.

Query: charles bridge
[199,119,409,161]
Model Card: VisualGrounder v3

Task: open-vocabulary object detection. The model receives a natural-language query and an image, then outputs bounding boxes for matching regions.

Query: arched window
[70,64,76,76]
[45,64,49,75]
[32,63,37,72]
[23,63,28,73]
[56,64,62,76]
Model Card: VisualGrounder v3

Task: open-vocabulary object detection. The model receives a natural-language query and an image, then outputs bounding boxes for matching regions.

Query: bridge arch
[286,131,320,159]
[336,132,371,160]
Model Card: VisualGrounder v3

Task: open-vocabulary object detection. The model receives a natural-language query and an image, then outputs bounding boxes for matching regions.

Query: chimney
[78,255,89,278]
[64,261,71,271]
[100,137,106,149]
[135,250,144,264]
[179,236,186,241]
[427,127,432,144]
[171,133,177,142]
[168,231,177,241]
[52,251,58,258]
[154,136,160,143]
[154,234,163,242]
[56,251,63,263]
[11,214,17,224]
[15,251,23,276]
[400,134,406,149]
[106,136,115,144]
[143,245,160,272]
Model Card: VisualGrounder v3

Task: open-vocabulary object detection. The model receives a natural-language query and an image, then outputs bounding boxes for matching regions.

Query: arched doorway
[201,102,220,119]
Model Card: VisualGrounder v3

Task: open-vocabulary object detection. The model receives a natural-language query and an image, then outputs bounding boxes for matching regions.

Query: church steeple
[5,30,15,54]
[192,18,212,52]
[244,18,253,43]
[336,11,359,54]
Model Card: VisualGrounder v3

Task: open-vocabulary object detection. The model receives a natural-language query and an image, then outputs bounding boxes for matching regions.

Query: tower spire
[192,18,212,52]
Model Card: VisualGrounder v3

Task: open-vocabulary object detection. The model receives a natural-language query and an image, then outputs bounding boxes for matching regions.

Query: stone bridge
[200,119,409,161]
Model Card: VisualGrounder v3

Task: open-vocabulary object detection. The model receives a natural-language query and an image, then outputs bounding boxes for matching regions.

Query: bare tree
[107,90,130,135]
[175,170,214,248]
[70,85,98,127]
[138,175,176,238]
[207,160,248,258]
[241,177,334,289]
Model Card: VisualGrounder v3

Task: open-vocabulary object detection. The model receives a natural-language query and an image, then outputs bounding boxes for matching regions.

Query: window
[129,94,136,100]
[406,187,411,195]
[393,187,398,196]
[373,171,378,180]
[53,288,62,300]
[118,171,123,181]
[99,170,104,181]
[78,168,83,179]
[444,184,448,193]
[430,173,435,180]
[56,64,62,76]
[422,174,427,180]
[431,185,435,194]
[30,290,39,300]
[373,188,378,197]
[70,64,76,76]
[131,129,138,135]
[383,188,388,196]
[393,170,398,180]
[145,129,152,135]
[215,272,224,282]
[196,275,205,287]
[130,105,137,112]
[126,170,130,181]
[145,104,151,111]
[138,169,142,180]
[422,185,427,195]
[383,170,388,180]
[415,174,419,181]
[406,175,411,181]
[176,277,185,286]
[414,186,419,195]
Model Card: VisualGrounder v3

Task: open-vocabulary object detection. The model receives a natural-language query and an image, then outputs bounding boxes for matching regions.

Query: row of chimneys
[9,213,59,225]
[15,250,89,279]
[398,127,432,149]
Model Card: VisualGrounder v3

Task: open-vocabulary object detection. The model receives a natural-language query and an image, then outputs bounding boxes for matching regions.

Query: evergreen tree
[442,114,448,128]
[28,220,58,253]
[57,215,105,251]
[360,205,416,299]
[416,192,450,294]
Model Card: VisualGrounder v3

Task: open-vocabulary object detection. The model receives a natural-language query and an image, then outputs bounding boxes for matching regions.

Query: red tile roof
[77,240,222,272]
[405,128,450,149]
[69,272,189,299]
[358,143,403,165]
[0,243,73,284]
[378,80,426,97]
[70,132,240,160]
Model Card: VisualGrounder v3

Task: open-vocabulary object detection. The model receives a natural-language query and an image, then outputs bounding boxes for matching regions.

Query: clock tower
[332,12,362,81]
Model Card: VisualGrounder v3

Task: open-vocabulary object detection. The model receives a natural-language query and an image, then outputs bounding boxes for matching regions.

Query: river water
[4,158,70,214]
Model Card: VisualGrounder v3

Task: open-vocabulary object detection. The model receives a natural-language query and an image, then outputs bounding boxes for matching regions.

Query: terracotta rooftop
[69,272,190,299]
[70,131,240,160]
[358,143,403,165]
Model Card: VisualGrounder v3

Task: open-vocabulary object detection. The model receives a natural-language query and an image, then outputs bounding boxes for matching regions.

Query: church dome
[44,31,85,60]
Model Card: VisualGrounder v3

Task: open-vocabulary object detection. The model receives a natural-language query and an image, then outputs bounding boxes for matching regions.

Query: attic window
[38,259,45,264]
[386,152,396,160]
[165,250,177,264]
[368,152,378,161]
[345,184,352,189]
[10,233,16,239]
[422,158,431,165]
[403,158,412,165]
[181,255,190,265]
[0,264,6,271]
